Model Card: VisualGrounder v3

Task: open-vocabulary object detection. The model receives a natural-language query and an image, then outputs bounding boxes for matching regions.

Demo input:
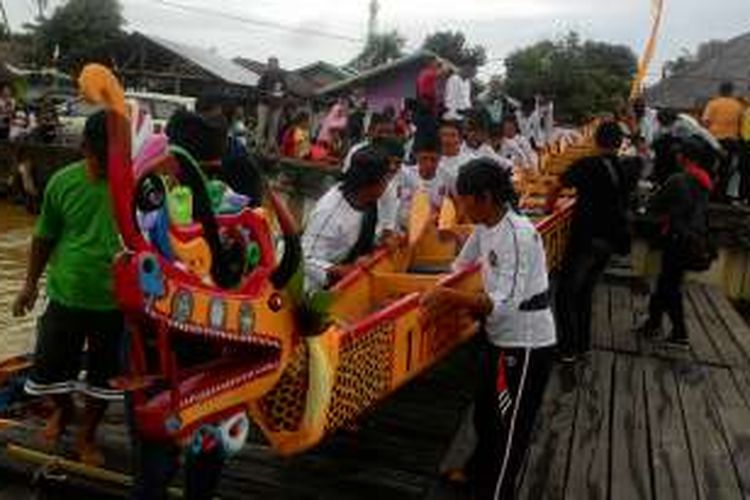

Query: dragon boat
[1,64,589,465]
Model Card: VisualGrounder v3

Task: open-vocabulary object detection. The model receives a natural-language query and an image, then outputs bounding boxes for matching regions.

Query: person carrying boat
[302,146,393,291]
[12,111,124,466]
[421,158,556,500]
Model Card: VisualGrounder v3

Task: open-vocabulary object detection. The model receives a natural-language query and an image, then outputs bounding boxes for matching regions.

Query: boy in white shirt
[302,146,393,291]
[436,120,473,195]
[463,108,513,170]
[499,116,539,172]
[421,158,556,499]
[387,133,445,231]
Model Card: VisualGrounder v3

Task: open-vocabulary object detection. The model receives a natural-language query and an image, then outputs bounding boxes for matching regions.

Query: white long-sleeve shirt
[444,74,472,119]
[302,186,367,291]
[437,150,473,196]
[499,135,539,171]
[465,143,514,171]
[452,210,557,348]
[384,166,447,231]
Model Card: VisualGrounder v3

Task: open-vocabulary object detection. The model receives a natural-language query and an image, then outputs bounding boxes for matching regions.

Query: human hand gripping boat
[1,64,586,469]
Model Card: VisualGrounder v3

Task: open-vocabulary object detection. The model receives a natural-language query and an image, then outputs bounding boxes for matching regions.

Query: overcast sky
[5,0,750,80]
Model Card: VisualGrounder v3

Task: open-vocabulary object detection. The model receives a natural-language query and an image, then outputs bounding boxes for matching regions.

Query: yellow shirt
[702,96,744,140]
[741,107,750,141]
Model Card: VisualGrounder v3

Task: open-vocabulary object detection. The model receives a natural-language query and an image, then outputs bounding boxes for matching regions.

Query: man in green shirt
[12,111,123,466]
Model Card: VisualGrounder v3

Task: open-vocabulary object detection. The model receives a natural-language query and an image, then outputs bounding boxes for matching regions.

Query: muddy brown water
[0,202,39,361]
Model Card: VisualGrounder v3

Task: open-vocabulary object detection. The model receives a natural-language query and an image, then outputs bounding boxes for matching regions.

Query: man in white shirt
[421,158,555,499]
[443,65,474,121]
[302,146,392,291]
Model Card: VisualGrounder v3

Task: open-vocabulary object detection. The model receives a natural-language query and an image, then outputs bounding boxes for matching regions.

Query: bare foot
[441,468,469,484]
[40,407,69,449]
[76,438,105,467]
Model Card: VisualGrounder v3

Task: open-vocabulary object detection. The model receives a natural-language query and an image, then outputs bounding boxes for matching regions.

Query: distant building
[233,58,355,99]
[316,50,452,112]
[98,32,260,98]
[646,31,750,111]
[294,61,357,91]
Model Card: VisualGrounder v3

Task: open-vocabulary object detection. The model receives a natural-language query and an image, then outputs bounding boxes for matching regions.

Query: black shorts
[25,300,125,401]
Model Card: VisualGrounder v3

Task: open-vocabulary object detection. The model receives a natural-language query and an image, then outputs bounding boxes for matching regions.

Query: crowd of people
[5,52,745,500]
[0,83,61,143]
[248,56,556,173]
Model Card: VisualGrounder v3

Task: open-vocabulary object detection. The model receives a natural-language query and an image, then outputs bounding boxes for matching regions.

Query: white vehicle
[58,91,196,143]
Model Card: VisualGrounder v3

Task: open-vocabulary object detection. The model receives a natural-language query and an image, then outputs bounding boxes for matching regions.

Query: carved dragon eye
[267,293,283,312]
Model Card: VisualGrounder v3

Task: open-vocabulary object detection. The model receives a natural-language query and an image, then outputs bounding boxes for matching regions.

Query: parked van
[58,91,196,143]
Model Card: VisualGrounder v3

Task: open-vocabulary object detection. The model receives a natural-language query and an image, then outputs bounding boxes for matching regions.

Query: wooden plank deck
[2,280,750,499]
[521,279,750,500]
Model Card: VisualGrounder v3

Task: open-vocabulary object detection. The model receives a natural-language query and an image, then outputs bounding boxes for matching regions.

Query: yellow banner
[631,0,665,99]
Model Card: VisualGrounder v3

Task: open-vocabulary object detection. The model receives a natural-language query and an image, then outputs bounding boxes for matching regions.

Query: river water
[0,202,39,362]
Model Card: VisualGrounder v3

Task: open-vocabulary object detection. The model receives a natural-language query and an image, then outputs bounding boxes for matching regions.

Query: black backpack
[679,182,717,272]
[602,157,632,255]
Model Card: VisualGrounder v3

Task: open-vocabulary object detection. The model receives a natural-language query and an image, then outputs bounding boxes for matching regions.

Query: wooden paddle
[437,197,458,232]
[408,189,432,247]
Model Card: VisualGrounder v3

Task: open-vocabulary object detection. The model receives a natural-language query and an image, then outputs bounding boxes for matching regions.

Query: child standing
[421,159,556,499]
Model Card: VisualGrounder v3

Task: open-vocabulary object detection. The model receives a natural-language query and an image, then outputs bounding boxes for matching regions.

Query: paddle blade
[437,197,458,231]
[408,190,432,246]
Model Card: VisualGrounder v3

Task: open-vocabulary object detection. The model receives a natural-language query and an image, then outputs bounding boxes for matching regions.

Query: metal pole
[0,0,12,37]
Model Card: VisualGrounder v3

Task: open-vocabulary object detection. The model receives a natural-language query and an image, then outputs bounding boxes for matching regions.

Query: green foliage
[349,30,405,71]
[287,267,334,337]
[504,32,637,123]
[26,0,125,71]
[421,30,487,67]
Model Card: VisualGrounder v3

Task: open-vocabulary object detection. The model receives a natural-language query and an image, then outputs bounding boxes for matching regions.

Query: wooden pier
[2,278,750,499]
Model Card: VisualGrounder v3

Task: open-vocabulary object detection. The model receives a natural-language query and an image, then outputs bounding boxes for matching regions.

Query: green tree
[421,30,487,67]
[349,30,405,71]
[27,0,124,71]
[504,32,637,123]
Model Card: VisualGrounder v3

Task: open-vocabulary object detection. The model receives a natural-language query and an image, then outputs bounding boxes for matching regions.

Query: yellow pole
[630,0,665,99]
[5,443,184,498]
